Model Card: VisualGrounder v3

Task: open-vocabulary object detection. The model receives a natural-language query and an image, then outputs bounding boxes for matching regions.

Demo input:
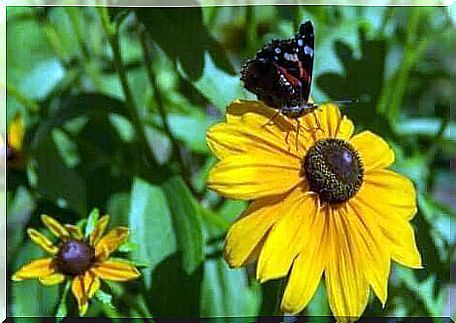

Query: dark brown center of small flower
[55,239,95,276]
[303,138,364,204]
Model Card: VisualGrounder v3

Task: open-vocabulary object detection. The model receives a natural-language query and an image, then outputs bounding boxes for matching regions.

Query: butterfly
[241,21,318,124]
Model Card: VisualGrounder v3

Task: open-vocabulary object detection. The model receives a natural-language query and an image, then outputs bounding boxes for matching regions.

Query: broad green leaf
[200,258,261,317]
[19,59,65,100]
[166,113,218,154]
[307,281,330,318]
[162,176,204,274]
[136,6,235,81]
[396,118,456,141]
[180,52,244,111]
[128,177,177,289]
[34,135,87,216]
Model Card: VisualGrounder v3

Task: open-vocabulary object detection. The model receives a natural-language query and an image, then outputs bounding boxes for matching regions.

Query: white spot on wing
[297,39,304,46]
[275,47,281,54]
[304,45,313,57]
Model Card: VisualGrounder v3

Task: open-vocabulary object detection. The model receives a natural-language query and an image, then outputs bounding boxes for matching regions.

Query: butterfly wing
[295,21,315,102]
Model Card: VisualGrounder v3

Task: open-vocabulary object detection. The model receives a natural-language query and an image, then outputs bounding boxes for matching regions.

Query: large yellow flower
[12,214,141,316]
[206,100,422,321]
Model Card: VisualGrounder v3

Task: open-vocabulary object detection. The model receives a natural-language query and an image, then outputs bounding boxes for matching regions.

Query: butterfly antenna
[331,98,359,105]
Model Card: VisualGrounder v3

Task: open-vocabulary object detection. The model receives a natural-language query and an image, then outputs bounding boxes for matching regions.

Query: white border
[1,1,454,322]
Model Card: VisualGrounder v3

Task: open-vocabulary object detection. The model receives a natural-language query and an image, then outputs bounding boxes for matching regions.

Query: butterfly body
[241,21,317,119]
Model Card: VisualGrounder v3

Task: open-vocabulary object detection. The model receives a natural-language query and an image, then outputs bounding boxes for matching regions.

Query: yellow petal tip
[11,274,22,281]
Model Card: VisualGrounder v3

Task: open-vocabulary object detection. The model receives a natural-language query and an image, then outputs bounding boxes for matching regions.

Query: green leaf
[19,58,65,100]
[136,6,235,80]
[117,241,139,253]
[128,177,177,289]
[34,134,87,216]
[52,128,80,169]
[200,258,261,317]
[307,281,330,317]
[396,267,447,317]
[166,112,218,154]
[162,176,204,274]
[180,52,244,110]
[95,290,115,309]
[84,208,100,239]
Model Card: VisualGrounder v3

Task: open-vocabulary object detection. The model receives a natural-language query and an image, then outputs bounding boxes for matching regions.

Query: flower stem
[97,7,158,167]
[138,25,201,199]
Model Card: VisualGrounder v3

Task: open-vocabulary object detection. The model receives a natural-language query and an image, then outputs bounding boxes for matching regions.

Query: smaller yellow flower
[12,213,141,316]
[7,113,25,169]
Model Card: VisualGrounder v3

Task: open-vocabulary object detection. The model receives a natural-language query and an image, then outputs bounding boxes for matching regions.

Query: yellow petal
[12,258,56,280]
[325,208,370,321]
[353,187,422,269]
[207,122,305,160]
[65,224,83,240]
[41,214,71,240]
[85,270,101,298]
[72,275,88,316]
[362,170,417,221]
[351,131,395,171]
[223,194,284,267]
[95,227,129,261]
[27,228,58,254]
[8,113,24,151]
[345,203,391,306]
[301,103,342,141]
[70,271,100,316]
[225,100,292,129]
[92,260,141,281]
[90,215,110,246]
[257,190,320,282]
[207,153,301,200]
[280,199,328,314]
[39,273,66,286]
[336,116,355,140]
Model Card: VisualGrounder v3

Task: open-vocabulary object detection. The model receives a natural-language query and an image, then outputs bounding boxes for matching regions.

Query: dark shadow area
[148,252,203,318]
[316,29,394,137]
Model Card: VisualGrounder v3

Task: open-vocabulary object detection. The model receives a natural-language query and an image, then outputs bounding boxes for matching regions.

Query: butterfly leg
[262,110,281,128]
[295,119,301,152]
[312,109,324,133]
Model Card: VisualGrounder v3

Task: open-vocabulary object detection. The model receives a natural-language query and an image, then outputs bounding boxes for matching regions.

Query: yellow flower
[7,113,25,169]
[12,214,141,316]
[206,100,422,321]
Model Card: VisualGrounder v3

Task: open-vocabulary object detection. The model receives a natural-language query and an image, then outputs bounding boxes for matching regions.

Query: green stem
[387,9,422,127]
[98,7,158,167]
[55,279,71,320]
[6,83,40,113]
[245,6,257,55]
[67,8,91,60]
[138,26,201,199]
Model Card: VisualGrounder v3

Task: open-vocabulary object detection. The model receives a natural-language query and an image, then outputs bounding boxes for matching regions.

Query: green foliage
[6,5,454,320]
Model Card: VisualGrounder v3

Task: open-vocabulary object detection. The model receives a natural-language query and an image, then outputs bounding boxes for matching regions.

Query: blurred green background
[6,5,455,319]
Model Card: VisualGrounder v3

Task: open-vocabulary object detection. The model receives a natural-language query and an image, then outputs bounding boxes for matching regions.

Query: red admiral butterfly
[241,21,318,122]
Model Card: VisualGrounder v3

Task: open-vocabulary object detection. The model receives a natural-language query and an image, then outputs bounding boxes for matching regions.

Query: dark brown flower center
[55,239,95,276]
[303,138,364,204]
